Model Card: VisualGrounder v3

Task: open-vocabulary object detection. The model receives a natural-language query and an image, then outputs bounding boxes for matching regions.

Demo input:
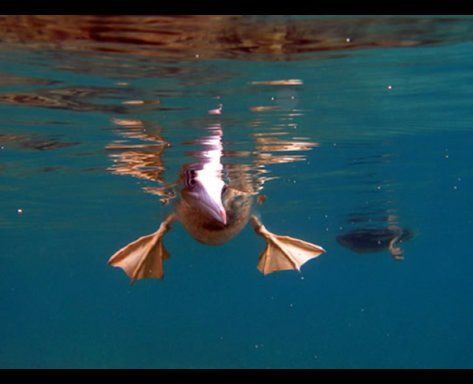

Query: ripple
[0,16,472,61]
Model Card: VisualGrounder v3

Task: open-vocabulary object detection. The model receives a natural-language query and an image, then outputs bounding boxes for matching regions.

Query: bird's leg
[250,215,325,275]
[108,213,176,282]
[387,225,404,260]
[388,235,404,260]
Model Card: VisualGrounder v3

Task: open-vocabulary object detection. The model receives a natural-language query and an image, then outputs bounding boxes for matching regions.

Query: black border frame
[0,1,472,381]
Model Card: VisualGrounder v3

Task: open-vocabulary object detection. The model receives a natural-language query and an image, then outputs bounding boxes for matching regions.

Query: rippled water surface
[0,15,472,368]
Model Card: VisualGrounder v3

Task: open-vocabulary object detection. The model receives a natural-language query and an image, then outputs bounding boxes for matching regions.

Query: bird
[107,114,325,282]
[337,225,412,260]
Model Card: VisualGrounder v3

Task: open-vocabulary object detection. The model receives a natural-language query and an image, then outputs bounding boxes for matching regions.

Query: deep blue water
[0,16,472,368]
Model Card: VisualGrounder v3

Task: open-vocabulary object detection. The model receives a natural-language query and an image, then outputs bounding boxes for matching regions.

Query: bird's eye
[221,185,228,196]
[185,169,197,189]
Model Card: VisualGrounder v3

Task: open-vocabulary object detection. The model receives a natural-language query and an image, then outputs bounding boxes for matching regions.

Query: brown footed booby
[108,122,325,282]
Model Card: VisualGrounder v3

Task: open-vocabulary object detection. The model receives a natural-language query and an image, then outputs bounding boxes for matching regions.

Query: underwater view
[0,15,472,368]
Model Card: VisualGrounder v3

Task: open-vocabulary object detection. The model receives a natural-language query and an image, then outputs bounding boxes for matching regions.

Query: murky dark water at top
[0,15,472,368]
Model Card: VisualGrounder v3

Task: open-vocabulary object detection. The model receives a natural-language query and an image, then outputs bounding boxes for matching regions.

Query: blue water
[0,16,472,368]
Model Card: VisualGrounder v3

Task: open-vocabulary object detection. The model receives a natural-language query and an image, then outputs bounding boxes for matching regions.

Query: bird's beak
[197,184,227,225]
[218,207,227,225]
[204,195,227,225]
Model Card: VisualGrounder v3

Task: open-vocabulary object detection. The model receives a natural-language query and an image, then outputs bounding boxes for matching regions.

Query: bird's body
[108,122,325,281]
[176,186,253,245]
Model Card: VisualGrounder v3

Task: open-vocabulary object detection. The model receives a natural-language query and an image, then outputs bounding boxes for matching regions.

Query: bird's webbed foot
[250,215,325,275]
[108,214,175,282]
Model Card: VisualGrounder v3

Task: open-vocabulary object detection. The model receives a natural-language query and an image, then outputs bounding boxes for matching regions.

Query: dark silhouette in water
[337,224,413,259]
[107,122,325,281]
